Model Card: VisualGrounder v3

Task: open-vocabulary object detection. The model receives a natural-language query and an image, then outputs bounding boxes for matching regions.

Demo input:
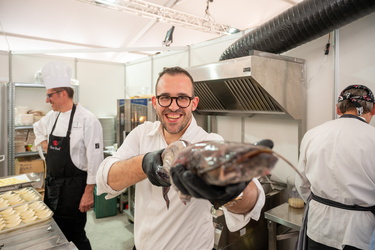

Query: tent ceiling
[0,0,303,63]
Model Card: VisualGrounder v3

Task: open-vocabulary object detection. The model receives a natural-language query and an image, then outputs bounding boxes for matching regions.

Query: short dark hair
[53,87,74,99]
[155,67,195,95]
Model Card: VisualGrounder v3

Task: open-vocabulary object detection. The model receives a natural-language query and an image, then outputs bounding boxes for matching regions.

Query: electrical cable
[306,32,332,88]
[0,21,11,51]
[325,32,331,55]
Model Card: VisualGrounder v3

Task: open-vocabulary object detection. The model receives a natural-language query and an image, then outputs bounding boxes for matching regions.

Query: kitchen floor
[85,209,134,250]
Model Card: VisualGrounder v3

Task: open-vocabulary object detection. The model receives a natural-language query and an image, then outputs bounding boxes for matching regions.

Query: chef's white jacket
[295,117,375,250]
[96,117,265,250]
[33,104,104,184]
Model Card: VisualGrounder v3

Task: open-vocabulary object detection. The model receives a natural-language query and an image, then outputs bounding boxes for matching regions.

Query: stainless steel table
[264,202,305,250]
[0,219,76,250]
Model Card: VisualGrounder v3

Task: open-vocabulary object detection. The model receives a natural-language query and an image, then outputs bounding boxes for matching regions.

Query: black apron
[44,104,91,250]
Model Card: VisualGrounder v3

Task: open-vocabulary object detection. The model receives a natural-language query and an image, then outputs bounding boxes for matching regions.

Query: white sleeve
[295,136,311,202]
[33,111,55,147]
[96,125,141,199]
[222,178,266,232]
[84,116,104,185]
[96,156,126,199]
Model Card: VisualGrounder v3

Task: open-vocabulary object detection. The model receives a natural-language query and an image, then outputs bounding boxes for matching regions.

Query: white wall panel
[125,59,152,97]
[243,116,300,183]
[216,116,242,142]
[11,55,75,83]
[77,61,124,117]
[190,32,243,66]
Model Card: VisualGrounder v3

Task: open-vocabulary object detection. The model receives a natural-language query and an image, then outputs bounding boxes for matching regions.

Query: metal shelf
[14,82,45,88]
[15,125,34,130]
[15,152,41,158]
[8,82,79,175]
[8,82,45,175]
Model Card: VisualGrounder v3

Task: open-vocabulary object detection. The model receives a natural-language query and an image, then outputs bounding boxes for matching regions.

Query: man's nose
[169,98,179,111]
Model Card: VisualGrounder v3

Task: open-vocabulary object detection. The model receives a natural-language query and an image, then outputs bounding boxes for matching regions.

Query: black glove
[254,139,274,149]
[142,149,171,187]
[170,164,249,209]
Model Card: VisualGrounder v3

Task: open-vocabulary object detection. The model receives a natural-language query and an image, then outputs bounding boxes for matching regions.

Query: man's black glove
[170,164,249,209]
[142,149,171,187]
[254,139,274,149]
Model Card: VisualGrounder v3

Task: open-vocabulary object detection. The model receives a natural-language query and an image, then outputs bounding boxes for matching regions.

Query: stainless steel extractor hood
[186,51,306,120]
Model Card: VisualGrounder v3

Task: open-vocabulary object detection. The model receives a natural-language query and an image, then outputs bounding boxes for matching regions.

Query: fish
[157,140,191,209]
[157,140,280,209]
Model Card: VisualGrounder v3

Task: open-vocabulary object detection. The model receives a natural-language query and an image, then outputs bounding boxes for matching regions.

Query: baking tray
[0,200,53,234]
[0,173,41,192]
[0,187,42,209]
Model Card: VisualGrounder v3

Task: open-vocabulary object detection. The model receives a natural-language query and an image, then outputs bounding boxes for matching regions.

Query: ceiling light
[227,27,240,34]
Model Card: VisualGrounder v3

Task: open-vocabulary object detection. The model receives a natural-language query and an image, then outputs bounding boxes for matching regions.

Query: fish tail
[163,186,170,209]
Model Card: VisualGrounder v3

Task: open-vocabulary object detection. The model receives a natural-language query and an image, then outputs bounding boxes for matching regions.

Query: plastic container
[94,186,117,218]
[19,114,34,126]
[287,175,304,208]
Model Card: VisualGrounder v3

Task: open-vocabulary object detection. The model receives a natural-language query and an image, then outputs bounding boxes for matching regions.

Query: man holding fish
[96,67,270,249]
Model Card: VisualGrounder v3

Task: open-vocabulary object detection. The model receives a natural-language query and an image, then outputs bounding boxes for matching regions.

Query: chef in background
[96,66,266,249]
[33,61,104,250]
[296,84,375,250]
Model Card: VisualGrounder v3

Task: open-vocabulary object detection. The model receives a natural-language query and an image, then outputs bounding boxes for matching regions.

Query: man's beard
[159,109,191,135]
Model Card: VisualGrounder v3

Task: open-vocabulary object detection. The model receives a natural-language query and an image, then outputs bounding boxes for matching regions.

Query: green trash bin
[94,186,118,218]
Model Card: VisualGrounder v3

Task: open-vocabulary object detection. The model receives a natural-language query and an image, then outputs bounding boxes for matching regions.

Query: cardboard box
[15,158,45,175]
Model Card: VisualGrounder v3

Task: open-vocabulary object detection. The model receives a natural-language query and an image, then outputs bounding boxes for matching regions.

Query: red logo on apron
[53,140,59,146]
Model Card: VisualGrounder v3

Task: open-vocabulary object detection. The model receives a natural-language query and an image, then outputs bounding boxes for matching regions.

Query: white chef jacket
[33,104,104,184]
[96,117,265,250]
[295,117,375,250]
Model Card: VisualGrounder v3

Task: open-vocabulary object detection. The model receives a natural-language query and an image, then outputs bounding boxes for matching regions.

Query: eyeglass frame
[155,95,194,108]
[46,91,62,99]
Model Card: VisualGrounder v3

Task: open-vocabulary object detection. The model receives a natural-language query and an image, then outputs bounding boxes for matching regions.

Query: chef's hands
[41,140,48,152]
[170,164,249,209]
[142,149,171,187]
[79,184,95,212]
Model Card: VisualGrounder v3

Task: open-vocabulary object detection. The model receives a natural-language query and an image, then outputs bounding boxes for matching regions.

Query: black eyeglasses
[156,95,194,108]
[46,91,62,99]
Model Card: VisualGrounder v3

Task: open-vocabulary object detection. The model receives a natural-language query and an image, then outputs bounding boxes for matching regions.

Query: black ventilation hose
[220,0,375,61]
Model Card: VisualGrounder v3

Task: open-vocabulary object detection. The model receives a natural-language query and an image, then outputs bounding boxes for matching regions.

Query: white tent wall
[2,12,374,183]
[76,60,124,117]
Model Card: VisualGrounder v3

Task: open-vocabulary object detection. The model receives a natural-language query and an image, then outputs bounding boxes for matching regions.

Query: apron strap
[50,112,61,134]
[295,194,311,250]
[50,104,76,136]
[311,192,375,216]
[66,104,76,138]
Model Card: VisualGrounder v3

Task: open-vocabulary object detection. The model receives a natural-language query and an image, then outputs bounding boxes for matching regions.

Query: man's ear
[370,104,375,115]
[151,95,157,109]
[191,96,199,111]
[336,105,342,116]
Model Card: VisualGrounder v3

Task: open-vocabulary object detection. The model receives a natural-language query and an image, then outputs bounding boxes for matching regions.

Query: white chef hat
[41,61,72,90]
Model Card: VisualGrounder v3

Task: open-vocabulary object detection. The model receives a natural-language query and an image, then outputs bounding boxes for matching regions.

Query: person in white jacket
[296,84,375,250]
[33,61,103,250]
[96,66,266,250]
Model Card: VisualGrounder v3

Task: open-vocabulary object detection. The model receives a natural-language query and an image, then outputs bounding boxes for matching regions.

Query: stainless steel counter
[0,219,76,250]
[264,202,305,250]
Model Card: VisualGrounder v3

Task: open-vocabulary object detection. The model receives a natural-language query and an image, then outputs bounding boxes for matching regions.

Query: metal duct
[220,0,375,60]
